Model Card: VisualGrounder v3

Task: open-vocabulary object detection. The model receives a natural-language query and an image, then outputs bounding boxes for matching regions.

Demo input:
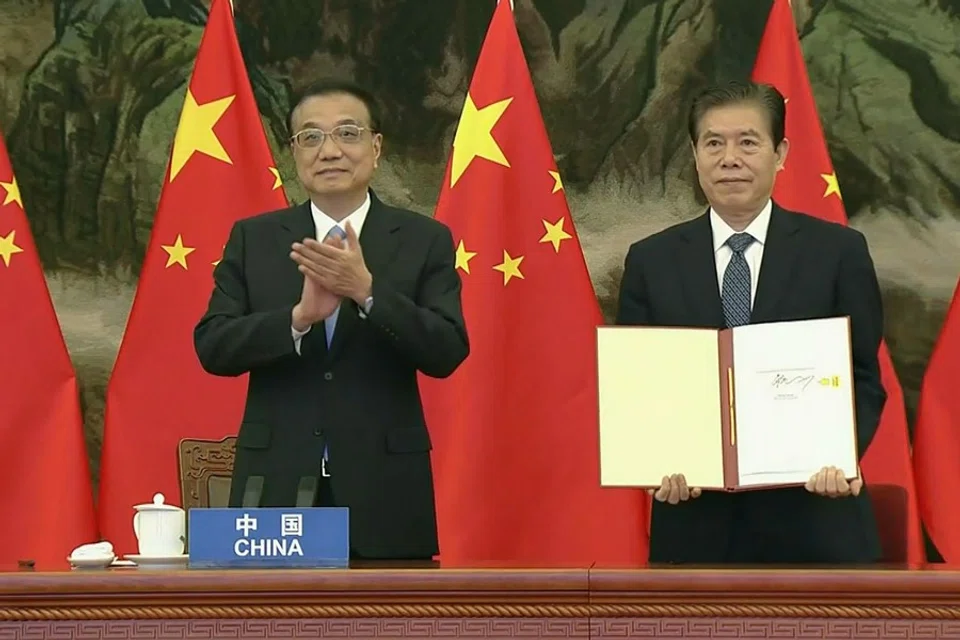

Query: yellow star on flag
[269,166,282,190]
[493,250,524,285]
[822,172,842,200]
[539,217,573,253]
[455,240,477,274]
[548,170,563,194]
[161,234,196,269]
[0,175,22,208]
[0,230,24,267]
[212,244,226,267]
[169,89,236,182]
[449,93,512,187]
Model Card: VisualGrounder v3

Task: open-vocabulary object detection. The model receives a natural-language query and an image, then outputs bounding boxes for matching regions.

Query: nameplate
[188,507,349,568]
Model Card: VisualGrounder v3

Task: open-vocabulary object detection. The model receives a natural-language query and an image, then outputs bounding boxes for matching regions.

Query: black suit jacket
[616,203,886,564]
[193,191,468,559]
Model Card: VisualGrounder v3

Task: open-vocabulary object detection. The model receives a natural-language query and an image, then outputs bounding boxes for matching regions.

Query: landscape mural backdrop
[0,0,958,510]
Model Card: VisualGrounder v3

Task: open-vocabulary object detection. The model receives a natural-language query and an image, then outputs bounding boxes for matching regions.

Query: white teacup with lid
[133,492,186,557]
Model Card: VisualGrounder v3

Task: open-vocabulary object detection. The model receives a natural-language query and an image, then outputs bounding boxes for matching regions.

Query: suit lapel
[326,192,402,363]
[278,201,330,356]
[277,200,317,314]
[679,211,726,327]
[751,204,801,323]
[279,200,316,247]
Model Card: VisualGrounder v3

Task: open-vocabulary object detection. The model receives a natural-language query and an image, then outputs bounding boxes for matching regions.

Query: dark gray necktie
[721,232,755,327]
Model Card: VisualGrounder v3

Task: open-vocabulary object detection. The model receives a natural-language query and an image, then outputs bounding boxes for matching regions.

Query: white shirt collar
[709,199,772,252]
[310,191,371,240]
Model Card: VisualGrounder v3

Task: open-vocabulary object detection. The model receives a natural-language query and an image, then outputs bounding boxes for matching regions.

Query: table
[1,566,959,638]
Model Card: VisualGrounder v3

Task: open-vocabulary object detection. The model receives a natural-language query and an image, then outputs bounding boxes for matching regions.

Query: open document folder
[597,317,859,491]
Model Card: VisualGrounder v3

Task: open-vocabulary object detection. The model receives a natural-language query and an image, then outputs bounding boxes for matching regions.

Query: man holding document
[608,81,886,564]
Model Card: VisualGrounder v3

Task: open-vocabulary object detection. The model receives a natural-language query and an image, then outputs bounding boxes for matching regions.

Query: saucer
[124,554,188,569]
[68,554,116,569]
[110,559,137,567]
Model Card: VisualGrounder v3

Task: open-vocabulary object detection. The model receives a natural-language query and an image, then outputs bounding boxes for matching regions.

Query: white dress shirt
[292,192,371,354]
[709,199,772,306]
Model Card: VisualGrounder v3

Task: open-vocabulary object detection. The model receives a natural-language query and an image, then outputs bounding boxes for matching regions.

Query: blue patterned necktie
[323,225,346,347]
[320,225,345,473]
[721,232,755,327]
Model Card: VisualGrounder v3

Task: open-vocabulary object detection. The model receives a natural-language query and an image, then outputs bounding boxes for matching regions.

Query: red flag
[419,0,649,565]
[0,132,97,565]
[751,0,924,563]
[98,0,288,554]
[914,278,960,561]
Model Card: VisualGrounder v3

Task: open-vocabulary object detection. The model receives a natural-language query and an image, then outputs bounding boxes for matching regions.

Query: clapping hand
[290,221,372,304]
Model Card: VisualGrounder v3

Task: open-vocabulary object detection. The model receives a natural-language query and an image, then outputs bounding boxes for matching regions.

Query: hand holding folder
[648,466,860,503]
[597,317,860,493]
[805,465,862,497]
[648,474,702,504]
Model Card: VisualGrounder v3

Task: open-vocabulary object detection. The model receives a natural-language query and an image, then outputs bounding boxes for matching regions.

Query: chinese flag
[751,0,924,563]
[0,132,97,565]
[914,278,960,561]
[419,0,649,565]
[98,0,288,554]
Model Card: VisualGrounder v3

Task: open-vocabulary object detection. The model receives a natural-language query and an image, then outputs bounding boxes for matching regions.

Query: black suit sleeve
[364,223,469,378]
[193,221,299,376]
[616,244,653,325]
[835,229,887,460]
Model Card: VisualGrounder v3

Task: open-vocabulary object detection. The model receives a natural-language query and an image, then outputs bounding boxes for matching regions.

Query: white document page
[730,317,858,487]
[597,326,726,489]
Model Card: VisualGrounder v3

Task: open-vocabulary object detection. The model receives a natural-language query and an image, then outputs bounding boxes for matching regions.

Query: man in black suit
[194,79,469,560]
[615,81,885,564]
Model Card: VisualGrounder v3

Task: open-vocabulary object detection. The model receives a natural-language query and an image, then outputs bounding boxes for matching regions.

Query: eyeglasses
[290,124,372,149]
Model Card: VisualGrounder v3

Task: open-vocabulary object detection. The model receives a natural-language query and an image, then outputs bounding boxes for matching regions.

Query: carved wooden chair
[178,436,236,510]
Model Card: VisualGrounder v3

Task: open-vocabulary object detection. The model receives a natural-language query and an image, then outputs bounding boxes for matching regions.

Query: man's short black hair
[687,81,786,146]
[286,79,382,136]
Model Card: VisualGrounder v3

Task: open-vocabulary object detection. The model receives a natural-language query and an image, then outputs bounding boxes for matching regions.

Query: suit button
[324,372,333,381]
[313,428,322,437]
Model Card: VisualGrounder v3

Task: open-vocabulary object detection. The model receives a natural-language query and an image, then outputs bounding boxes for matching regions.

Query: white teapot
[133,493,186,557]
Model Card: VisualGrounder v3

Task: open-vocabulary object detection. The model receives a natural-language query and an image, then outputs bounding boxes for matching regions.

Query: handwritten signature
[770,373,815,391]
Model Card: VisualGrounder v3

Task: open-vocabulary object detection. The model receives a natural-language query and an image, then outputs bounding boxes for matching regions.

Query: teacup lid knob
[153,493,165,505]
